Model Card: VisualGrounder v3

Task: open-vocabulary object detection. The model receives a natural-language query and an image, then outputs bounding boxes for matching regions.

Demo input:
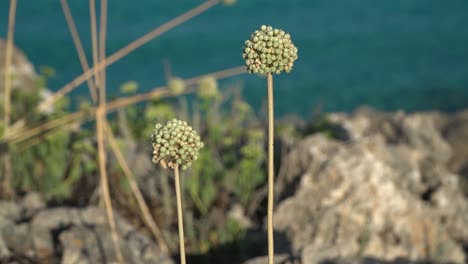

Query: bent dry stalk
[151,119,204,264]
[242,25,298,264]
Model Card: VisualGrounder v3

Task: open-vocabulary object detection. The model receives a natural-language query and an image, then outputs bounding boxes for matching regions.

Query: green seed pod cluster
[168,77,185,95]
[243,25,298,75]
[151,119,204,170]
[120,81,138,94]
[197,76,220,99]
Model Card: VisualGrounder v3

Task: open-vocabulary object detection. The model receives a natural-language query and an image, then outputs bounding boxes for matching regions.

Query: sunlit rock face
[258,109,468,264]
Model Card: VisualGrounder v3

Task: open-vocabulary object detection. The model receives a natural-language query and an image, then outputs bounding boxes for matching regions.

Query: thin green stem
[267,73,274,264]
[174,166,186,264]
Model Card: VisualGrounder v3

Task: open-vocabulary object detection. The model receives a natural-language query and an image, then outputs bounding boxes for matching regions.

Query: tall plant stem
[3,0,17,130]
[96,108,123,263]
[89,0,100,95]
[174,166,186,264]
[3,66,246,145]
[60,0,97,101]
[2,0,17,198]
[99,0,108,97]
[94,1,123,262]
[267,73,275,264]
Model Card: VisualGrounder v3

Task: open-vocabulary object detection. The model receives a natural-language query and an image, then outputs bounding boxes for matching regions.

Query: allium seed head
[243,25,298,75]
[151,119,204,170]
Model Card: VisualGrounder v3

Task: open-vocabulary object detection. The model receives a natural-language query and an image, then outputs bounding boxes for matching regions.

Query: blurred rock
[0,39,39,93]
[0,201,20,221]
[443,109,468,196]
[0,39,54,115]
[20,192,45,219]
[0,198,173,264]
[270,109,468,264]
[328,108,452,163]
[228,203,254,229]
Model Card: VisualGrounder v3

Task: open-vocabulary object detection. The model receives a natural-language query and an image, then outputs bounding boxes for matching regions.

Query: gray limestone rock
[0,200,173,264]
[271,110,468,264]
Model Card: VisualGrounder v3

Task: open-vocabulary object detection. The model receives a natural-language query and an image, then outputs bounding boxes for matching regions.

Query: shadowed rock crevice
[184,229,292,264]
[50,224,73,262]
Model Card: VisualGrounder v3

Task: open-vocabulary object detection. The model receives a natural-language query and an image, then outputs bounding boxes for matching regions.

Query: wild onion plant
[243,25,298,264]
[151,119,204,264]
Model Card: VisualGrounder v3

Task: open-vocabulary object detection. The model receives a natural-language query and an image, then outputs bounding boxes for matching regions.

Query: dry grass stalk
[94,0,123,262]
[106,65,246,111]
[103,121,170,254]
[90,0,101,95]
[37,0,221,112]
[7,111,86,144]
[3,0,17,129]
[1,0,18,198]
[4,66,246,146]
[99,0,108,94]
[16,119,79,152]
[60,0,98,101]
[96,107,123,263]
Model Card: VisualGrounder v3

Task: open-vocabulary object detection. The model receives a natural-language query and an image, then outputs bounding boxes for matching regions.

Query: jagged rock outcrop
[0,193,173,264]
[250,108,468,264]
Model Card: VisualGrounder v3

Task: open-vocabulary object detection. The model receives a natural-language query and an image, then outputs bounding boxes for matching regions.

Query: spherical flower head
[151,119,204,171]
[197,76,220,100]
[168,77,185,95]
[243,25,298,75]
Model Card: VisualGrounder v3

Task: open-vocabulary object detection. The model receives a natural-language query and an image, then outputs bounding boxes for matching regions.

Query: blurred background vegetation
[1,66,330,261]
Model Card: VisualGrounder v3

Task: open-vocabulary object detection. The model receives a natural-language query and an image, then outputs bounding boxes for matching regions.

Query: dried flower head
[243,25,298,75]
[151,119,204,170]
[168,77,185,95]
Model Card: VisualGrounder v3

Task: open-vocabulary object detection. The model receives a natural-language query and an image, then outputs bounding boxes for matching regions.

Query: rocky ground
[1,107,468,264]
[0,193,173,264]
[247,107,468,264]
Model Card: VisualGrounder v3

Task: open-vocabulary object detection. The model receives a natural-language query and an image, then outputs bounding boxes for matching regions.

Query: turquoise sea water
[1,0,468,116]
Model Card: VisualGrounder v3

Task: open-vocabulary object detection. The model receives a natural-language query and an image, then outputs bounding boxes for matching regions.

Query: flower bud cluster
[197,76,220,99]
[243,25,298,75]
[151,119,204,170]
[168,77,185,95]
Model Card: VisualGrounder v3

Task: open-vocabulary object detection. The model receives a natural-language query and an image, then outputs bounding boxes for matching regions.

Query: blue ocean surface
[1,0,468,116]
